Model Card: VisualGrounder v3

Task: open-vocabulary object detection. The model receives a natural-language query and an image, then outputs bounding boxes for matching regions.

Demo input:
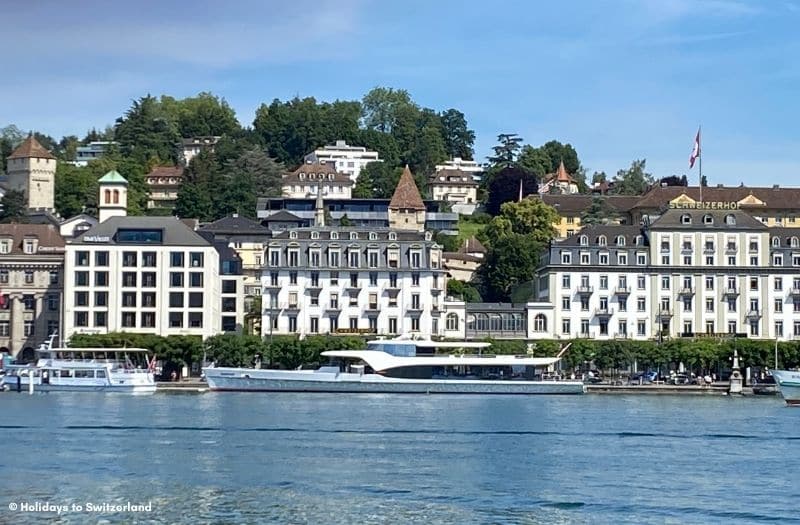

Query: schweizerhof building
[537,206,800,341]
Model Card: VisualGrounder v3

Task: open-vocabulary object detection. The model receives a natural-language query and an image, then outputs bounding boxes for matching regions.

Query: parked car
[670,373,696,385]
[629,371,658,384]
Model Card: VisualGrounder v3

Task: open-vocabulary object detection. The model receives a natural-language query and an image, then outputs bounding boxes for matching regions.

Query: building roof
[633,185,800,210]
[389,166,425,211]
[0,224,65,253]
[429,169,478,186]
[541,195,639,214]
[146,166,184,181]
[443,252,483,263]
[72,216,212,246]
[457,236,486,254]
[7,136,56,160]
[282,161,353,186]
[181,136,220,146]
[263,210,304,223]
[199,214,270,235]
[98,170,128,184]
[555,225,647,247]
[648,208,766,231]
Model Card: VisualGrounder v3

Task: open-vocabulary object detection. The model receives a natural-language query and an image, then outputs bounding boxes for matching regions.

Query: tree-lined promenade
[70,333,798,379]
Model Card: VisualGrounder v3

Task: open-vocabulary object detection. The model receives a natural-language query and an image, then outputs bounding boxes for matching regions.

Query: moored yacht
[771,370,800,406]
[1,334,156,394]
[203,335,585,394]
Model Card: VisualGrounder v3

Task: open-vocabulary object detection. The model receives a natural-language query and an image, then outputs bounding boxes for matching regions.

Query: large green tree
[169,92,240,137]
[361,87,414,133]
[352,162,402,199]
[485,165,538,216]
[439,108,475,160]
[611,159,654,195]
[485,198,559,244]
[477,233,542,301]
[487,133,523,168]
[54,163,100,217]
[114,95,181,165]
[0,190,28,223]
[580,196,618,226]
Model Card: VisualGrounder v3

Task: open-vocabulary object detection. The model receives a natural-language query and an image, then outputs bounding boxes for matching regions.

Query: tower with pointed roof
[388,165,426,232]
[5,136,57,211]
[97,171,128,223]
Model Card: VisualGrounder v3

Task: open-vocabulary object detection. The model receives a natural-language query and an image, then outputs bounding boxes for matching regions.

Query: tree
[439,108,475,160]
[339,214,353,226]
[0,125,25,172]
[591,171,607,184]
[487,133,523,168]
[353,162,402,199]
[701,175,708,187]
[218,147,283,218]
[484,198,559,245]
[446,279,482,302]
[114,95,181,165]
[659,175,688,187]
[580,196,617,226]
[485,165,538,216]
[540,140,581,176]
[611,159,654,195]
[172,92,240,137]
[361,87,414,133]
[517,145,553,180]
[477,234,542,301]
[54,163,100,218]
[0,190,28,223]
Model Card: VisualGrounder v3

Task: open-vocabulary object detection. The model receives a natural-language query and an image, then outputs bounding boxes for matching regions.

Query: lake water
[0,392,797,524]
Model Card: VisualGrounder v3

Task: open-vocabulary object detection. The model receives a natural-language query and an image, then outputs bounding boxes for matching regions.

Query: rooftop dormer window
[299,173,305,179]
[289,231,297,239]
[311,231,319,240]
[579,235,588,246]
[350,232,358,240]
[616,236,625,246]
[681,214,692,225]
[388,232,397,241]
[792,237,799,248]
[724,214,736,225]
[23,238,36,254]
[369,232,377,240]
[702,214,713,225]
[772,237,781,247]
[331,232,339,240]
[598,235,607,246]
[0,239,10,254]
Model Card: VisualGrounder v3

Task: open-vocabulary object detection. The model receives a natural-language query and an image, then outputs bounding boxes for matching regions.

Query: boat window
[96,370,107,378]
[74,370,93,378]
[60,369,72,378]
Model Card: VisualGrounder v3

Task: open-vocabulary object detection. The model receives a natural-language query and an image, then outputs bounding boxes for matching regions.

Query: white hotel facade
[536,208,800,341]
[261,228,445,337]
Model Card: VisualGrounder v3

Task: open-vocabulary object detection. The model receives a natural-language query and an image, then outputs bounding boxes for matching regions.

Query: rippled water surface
[0,392,798,524]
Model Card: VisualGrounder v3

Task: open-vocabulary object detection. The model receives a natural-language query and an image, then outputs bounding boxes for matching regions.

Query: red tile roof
[7,136,55,160]
[457,236,487,254]
[283,161,352,186]
[0,224,65,253]
[389,165,425,210]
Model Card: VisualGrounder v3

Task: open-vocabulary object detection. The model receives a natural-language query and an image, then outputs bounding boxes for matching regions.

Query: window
[680,214,691,225]
[222,280,237,294]
[141,312,156,328]
[189,293,203,308]
[222,297,236,312]
[74,312,88,327]
[122,292,136,307]
[728,299,736,312]
[189,312,203,328]
[142,272,156,288]
[368,251,378,268]
[411,294,421,310]
[749,277,758,291]
[637,321,646,336]
[368,293,378,310]
[775,277,783,291]
[637,276,646,290]
[411,318,420,332]
[329,250,341,267]
[599,276,608,290]
[169,292,184,308]
[446,313,459,331]
[579,235,588,246]
[562,297,570,310]
[795,322,800,337]
[637,254,646,265]
[122,312,136,328]
[330,316,340,332]
[95,271,108,286]
[75,271,89,286]
[662,255,670,265]
[661,276,670,290]
[411,251,421,268]
[599,253,609,265]
[310,317,319,333]
[170,313,184,328]
[94,292,107,307]
[618,297,627,312]
[617,253,627,265]
[170,272,184,287]
[75,251,89,266]
[562,275,571,288]
[728,321,737,334]
[122,252,137,267]
[141,292,156,308]
[702,214,713,225]
[369,317,378,333]
[142,252,156,267]
[794,255,800,267]
[705,256,714,266]
[749,320,759,336]
[349,273,358,288]
[310,250,321,267]
[288,250,299,267]
[684,256,692,265]
[374,273,382,286]
[190,252,204,268]
[705,276,714,290]
[794,299,800,313]
[170,252,185,267]
[270,272,279,286]
[580,297,590,311]
[682,297,691,312]
[122,272,136,287]
[349,317,358,330]
[705,298,714,313]
[533,314,547,332]
[580,319,589,336]
[598,235,607,246]
[774,254,784,266]
[75,292,89,307]
[330,294,339,309]
[94,312,106,328]
[289,272,297,285]
[580,253,590,265]
[50,271,59,285]
[683,321,693,335]
[749,298,760,312]
[47,295,58,311]
[562,319,571,335]
[561,252,572,264]
[189,272,203,287]
[776,321,784,338]
[93,251,108,266]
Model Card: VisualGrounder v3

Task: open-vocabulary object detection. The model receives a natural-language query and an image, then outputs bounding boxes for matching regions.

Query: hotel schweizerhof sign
[668,201,741,210]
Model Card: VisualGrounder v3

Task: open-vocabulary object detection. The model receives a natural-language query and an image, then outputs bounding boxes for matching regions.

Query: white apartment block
[281,161,353,199]
[63,217,221,340]
[435,157,484,182]
[537,208,800,341]
[261,228,445,337]
[304,140,381,181]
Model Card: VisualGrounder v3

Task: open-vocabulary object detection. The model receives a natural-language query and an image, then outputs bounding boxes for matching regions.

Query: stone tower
[388,165,426,232]
[5,136,57,211]
[97,171,128,223]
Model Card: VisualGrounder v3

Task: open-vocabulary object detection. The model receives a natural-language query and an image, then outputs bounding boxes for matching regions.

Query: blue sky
[1,0,799,185]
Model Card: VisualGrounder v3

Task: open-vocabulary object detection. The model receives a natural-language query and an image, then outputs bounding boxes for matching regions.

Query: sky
[1,0,799,185]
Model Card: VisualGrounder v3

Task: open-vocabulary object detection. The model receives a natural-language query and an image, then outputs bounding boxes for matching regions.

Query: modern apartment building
[0,224,65,359]
[304,140,381,181]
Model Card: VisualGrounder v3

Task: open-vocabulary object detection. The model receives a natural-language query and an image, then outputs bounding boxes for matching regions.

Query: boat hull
[772,370,800,406]
[1,377,156,395]
[203,368,585,395]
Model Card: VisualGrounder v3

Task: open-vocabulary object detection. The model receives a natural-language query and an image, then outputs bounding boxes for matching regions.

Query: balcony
[365,304,380,313]
[656,309,673,319]
[745,309,762,319]
[407,305,424,314]
[722,287,740,297]
[681,244,693,253]
[613,286,631,296]
[726,244,737,253]
[703,244,715,254]
[325,304,341,312]
[593,307,613,318]
[577,285,594,295]
[430,288,443,296]
[263,282,281,290]
[678,287,695,296]
[789,287,800,296]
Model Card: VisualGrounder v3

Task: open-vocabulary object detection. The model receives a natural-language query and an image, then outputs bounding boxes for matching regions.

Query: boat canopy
[321,350,560,372]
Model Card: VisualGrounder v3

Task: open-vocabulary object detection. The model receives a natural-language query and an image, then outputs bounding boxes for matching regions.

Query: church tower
[5,136,57,211]
[97,171,128,223]
[388,165,426,232]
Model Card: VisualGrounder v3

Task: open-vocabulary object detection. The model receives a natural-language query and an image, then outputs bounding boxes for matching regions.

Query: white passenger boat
[1,334,156,394]
[203,336,585,394]
[771,370,800,406]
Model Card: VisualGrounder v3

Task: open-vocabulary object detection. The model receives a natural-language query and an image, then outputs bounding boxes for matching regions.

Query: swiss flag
[689,129,701,168]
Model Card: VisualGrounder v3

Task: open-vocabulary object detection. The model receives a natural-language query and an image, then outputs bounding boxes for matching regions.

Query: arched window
[772,237,780,247]
[579,235,588,246]
[369,232,377,240]
[702,214,713,225]
[112,189,119,204]
[616,235,626,246]
[533,313,547,332]
[724,214,736,225]
[311,231,319,239]
[446,313,459,331]
[104,189,111,204]
[331,232,339,240]
[680,214,692,225]
[388,232,397,241]
[597,235,607,246]
[289,231,297,239]
[635,235,643,246]
[791,237,799,248]
[490,314,502,331]
[350,232,358,240]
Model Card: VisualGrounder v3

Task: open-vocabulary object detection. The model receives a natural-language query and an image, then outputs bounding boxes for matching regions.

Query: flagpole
[698,126,702,204]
